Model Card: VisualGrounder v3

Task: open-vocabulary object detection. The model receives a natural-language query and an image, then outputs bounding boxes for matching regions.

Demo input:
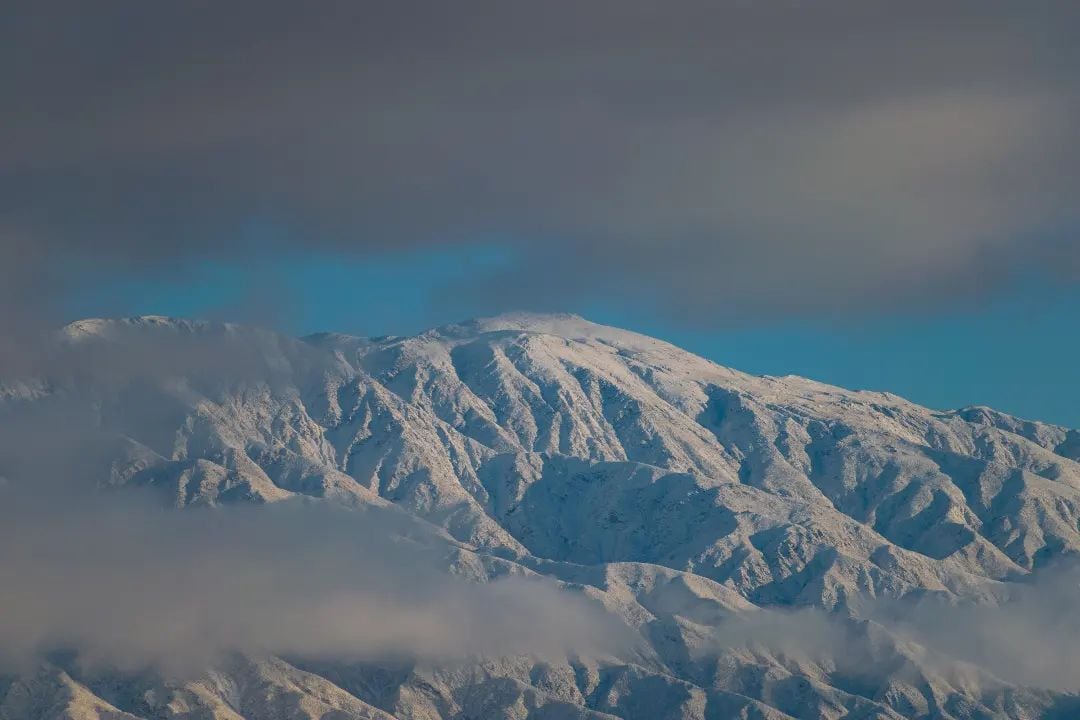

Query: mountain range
[2,313,1079,720]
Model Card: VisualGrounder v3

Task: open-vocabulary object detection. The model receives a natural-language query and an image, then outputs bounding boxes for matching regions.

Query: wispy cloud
[0,490,629,676]
[700,566,1080,693]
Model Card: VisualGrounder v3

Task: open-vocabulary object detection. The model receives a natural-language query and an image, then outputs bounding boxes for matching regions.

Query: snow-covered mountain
[2,313,1079,720]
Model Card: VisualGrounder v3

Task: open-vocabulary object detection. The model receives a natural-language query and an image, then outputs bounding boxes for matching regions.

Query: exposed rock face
[3,313,1079,719]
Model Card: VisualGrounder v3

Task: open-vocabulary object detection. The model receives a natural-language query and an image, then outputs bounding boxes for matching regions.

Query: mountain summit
[2,314,1079,719]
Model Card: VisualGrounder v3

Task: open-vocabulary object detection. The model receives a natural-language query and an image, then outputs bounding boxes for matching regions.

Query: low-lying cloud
[701,571,1080,693]
[0,490,629,676]
[876,569,1080,692]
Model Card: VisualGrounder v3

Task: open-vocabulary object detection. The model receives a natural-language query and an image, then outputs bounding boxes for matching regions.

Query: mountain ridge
[2,312,1079,719]
[65,312,1075,430]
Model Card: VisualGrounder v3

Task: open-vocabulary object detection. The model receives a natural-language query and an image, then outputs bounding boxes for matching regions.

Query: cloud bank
[0,490,629,675]
[2,1,1079,330]
[702,570,1080,693]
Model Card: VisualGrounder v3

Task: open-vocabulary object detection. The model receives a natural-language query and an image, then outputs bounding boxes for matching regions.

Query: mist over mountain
[2,313,1080,719]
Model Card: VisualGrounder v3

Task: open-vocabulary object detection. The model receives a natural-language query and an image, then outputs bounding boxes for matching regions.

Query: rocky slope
[2,313,1079,719]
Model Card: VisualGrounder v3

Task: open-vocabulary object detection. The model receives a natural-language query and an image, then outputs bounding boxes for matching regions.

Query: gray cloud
[2,1,1079,329]
[700,569,1080,694]
[0,482,630,676]
[872,567,1080,692]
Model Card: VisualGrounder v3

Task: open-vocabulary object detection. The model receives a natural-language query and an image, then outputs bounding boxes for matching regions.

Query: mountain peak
[443,311,590,334]
[59,315,213,342]
[433,311,669,348]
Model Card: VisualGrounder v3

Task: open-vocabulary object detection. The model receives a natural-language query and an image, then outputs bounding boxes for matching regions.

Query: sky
[63,246,1080,428]
[4,1,1079,426]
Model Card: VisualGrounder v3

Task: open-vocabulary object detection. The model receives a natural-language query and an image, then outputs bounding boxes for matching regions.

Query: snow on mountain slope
[2,313,1080,719]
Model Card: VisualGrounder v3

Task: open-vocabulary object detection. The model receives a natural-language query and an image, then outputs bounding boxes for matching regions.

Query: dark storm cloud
[3,0,1079,329]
